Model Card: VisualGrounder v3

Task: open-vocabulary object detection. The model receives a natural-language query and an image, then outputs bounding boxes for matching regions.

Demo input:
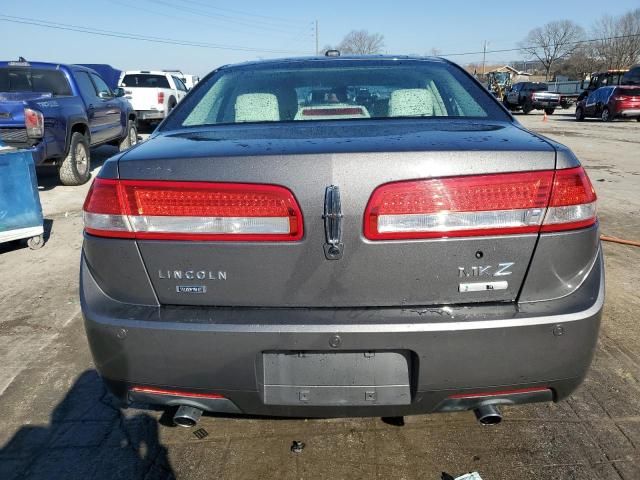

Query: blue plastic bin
[0,143,45,249]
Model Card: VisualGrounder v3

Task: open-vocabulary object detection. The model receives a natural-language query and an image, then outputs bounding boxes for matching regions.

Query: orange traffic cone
[543,112,548,122]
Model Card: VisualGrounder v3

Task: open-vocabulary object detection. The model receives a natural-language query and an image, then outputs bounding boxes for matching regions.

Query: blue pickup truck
[0,60,137,185]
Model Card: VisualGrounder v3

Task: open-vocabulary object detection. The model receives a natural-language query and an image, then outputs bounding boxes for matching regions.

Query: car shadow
[0,370,175,480]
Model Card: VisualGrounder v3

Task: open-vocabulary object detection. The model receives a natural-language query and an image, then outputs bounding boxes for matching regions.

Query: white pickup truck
[119,71,188,125]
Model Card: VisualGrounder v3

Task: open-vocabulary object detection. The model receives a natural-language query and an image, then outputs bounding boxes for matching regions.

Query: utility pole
[481,40,488,77]
[315,20,319,56]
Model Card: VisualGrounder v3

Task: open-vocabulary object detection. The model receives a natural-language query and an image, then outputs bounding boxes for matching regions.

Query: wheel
[168,98,177,113]
[58,132,91,186]
[27,234,44,250]
[601,107,612,122]
[544,108,555,115]
[575,107,585,121]
[118,120,138,151]
[522,102,533,114]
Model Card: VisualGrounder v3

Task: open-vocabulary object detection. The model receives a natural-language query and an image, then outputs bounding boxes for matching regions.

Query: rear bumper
[0,129,47,164]
[81,250,603,418]
[532,100,560,109]
[616,108,640,118]
[136,110,165,121]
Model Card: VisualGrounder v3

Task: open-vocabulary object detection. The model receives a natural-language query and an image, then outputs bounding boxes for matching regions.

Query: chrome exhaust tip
[173,405,203,427]
[474,404,502,425]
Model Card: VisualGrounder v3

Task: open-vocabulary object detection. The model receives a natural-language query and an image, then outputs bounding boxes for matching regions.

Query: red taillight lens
[157,91,165,104]
[364,167,597,240]
[541,166,597,232]
[364,171,554,239]
[24,108,44,138]
[83,178,303,241]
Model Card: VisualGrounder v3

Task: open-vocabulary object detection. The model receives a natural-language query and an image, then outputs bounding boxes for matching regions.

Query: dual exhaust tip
[474,404,502,425]
[173,405,203,428]
[172,404,502,427]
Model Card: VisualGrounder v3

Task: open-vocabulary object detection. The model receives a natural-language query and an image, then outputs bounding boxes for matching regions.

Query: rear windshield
[617,88,640,96]
[0,68,72,96]
[530,83,549,91]
[121,74,170,88]
[163,61,508,129]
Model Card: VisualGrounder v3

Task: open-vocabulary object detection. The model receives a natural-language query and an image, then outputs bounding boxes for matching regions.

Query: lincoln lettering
[158,270,227,280]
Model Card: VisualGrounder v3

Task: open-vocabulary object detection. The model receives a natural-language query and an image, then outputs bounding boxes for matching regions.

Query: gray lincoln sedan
[81,55,603,427]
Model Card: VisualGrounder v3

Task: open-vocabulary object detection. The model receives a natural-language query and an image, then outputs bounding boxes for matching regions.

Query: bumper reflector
[131,386,225,399]
[448,386,551,399]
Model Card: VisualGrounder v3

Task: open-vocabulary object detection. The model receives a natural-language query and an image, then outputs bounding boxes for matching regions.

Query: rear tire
[522,102,533,114]
[601,107,612,122]
[544,108,555,115]
[59,132,91,186]
[575,107,585,121]
[118,120,138,151]
[168,98,177,114]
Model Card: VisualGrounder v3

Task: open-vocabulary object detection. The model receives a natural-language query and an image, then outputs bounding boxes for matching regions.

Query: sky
[1,0,638,77]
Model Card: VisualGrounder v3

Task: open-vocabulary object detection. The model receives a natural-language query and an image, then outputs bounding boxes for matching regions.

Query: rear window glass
[163,61,508,129]
[617,88,640,96]
[0,68,72,96]
[530,83,548,91]
[121,74,170,88]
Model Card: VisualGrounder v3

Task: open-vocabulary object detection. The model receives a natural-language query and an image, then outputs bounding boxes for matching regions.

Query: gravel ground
[1,111,639,480]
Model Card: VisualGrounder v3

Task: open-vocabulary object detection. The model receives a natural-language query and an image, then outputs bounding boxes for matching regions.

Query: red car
[575,85,640,121]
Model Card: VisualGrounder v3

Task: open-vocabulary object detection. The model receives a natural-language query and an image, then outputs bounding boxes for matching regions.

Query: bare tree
[338,30,385,55]
[519,21,585,80]
[592,9,640,70]
[555,44,602,79]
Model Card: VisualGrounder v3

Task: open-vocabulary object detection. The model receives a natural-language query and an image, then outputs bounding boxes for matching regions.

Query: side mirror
[113,87,125,98]
[98,91,112,99]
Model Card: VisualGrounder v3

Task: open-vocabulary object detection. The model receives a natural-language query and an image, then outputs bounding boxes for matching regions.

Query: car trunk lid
[112,120,557,308]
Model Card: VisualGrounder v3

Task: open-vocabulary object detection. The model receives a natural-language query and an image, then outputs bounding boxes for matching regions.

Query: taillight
[157,91,164,104]
[24,108,44,138]
[541,166,597,232]
[613,95,629,101]
[83,178,303,241]
[364,167,596,240]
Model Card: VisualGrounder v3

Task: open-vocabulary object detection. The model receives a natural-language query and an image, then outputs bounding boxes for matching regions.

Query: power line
[439,33,640,58]
[172,0,308,25]
[0,15,308,55]
[107,0,312,39]
[139,0,308,35]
